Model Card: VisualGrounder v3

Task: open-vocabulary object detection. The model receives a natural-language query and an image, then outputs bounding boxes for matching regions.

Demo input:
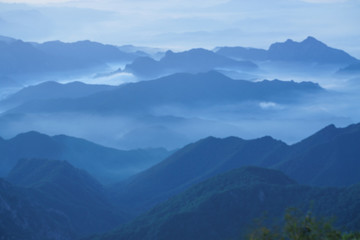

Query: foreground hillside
[110,123,360,214]
[1,158,130,240]
[6,159,127,237]
[0,178,73,240]
[95,167,360,240]
[1,123,360,239]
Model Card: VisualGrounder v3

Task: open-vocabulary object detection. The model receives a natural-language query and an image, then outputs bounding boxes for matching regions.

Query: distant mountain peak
[302,36,326,46]
[285,39,295,43]
[216,37,357,64]
[196,70,231,79]
[187,48,210,53]
[258,135,280,142]
[267,36,357,63]
[323,123,337,130]
[199,135,244,144]
[165,50,175,56]
[271,36,325,49]
[278,36,324,46]
[308,123,338,139]
[13,131,50,140]
[303,36,317,42]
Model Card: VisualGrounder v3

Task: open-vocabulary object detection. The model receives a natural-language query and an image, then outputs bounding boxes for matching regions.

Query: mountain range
[0,36,139,85]
[216,36,359,65]
[3,71,324,115]
[93,167,360,240]
[1,122,360,239]
[0,131,169,183]
[3,158,127,239]
[0,70,328,150]
[0,178,73,240]
[0,81,117,110]
[1,34,359,240]
[1,35,357,89]
[109,122,360,214]
[124,48,258,78]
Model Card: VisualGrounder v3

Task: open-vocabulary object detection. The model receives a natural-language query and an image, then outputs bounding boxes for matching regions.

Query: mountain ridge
[4,71,324,115]
[6,158,127,238]
[97,166,360,240]
[109,122,360,215]
[0,81,116,110]
[124,48,258,77]
[216,36,358,65]
[109,134,288,213]
[0,178,74,240]
[0,37,140,82]
[0,131,170,183]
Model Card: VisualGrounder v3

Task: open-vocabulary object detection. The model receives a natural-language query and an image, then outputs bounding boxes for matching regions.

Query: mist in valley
[1,65,359,150]
[1,1,360,239]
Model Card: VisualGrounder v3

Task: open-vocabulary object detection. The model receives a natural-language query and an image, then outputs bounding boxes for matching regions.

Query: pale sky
[0,0,359,57]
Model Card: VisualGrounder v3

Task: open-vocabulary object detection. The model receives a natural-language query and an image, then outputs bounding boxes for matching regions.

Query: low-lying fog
[1,65,359,150]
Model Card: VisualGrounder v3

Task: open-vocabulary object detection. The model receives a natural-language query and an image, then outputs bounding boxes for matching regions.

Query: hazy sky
[0,0,359,57]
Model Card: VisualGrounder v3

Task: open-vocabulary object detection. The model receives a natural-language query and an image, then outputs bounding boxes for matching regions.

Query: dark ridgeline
[109,135,287,214]
[2,158,128,240]
[109,123,360,214]
[95,167,360,240]
[0,131,169,184]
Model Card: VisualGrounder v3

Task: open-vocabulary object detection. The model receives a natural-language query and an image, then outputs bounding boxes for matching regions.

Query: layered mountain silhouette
[99,167,360,240]
[1,33,359,240]
[216,36,358,65]
[5,158,127,238]
[124,48,258,78]
[0,178,74,240]
[2,123,360,239]
[110,135,287,213]
[0,81,116,110]
[0,131,169,183]
[4,71,324,115]
[110,123,360,214]
[0,37,138,76]
[276,123,360,186]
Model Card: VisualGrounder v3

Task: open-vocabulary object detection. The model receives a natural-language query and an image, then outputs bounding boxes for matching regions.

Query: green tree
[247,208,360,240]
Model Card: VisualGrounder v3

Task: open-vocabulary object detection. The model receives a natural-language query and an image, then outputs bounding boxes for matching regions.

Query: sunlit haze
[0,0,359,56]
